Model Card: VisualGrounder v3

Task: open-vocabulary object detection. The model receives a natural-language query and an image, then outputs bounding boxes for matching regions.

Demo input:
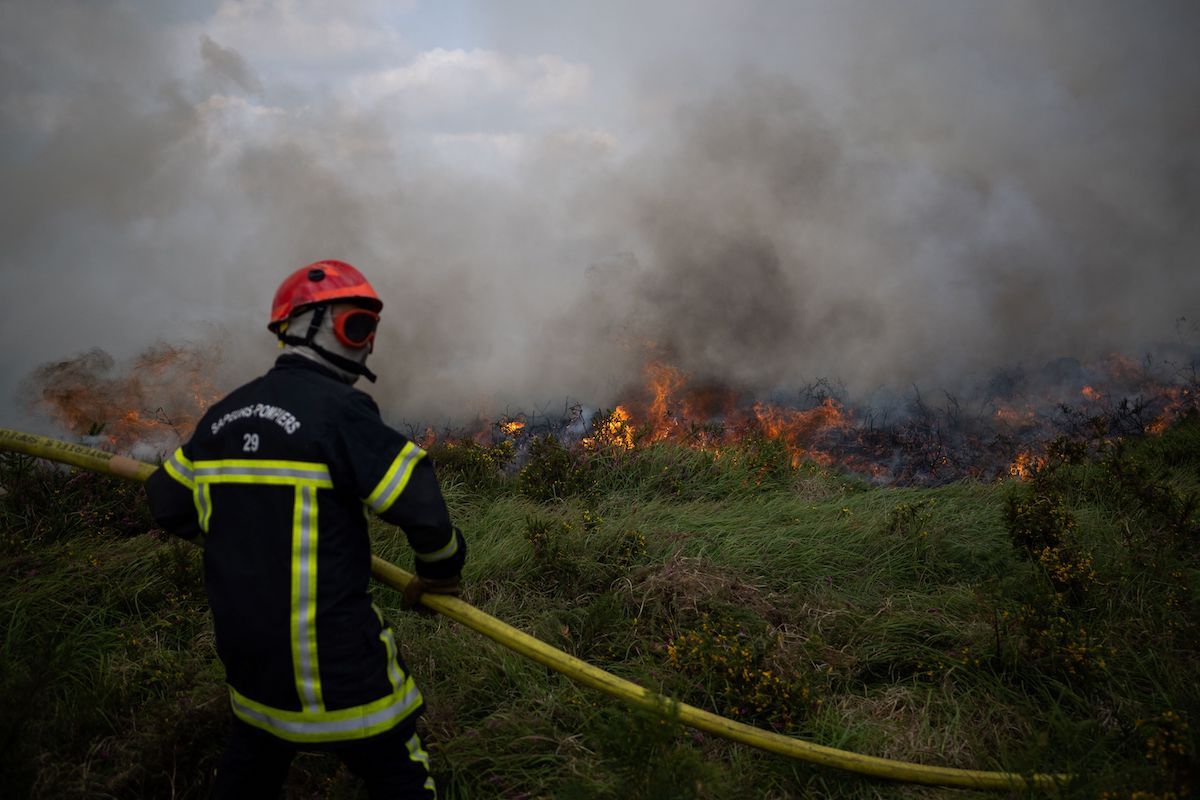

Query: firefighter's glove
[402,575,461,616]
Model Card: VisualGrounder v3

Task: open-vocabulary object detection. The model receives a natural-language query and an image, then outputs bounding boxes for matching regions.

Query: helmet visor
[333,308,380,349]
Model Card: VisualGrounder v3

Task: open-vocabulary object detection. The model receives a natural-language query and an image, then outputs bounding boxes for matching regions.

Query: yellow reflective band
[415,530,459,563]
[406,732,436,796]
[379,624,406,694]
[163,448,196,490]
[192,459,333,488]
[407,732,431,770]
[196,484,213,533]
[228,678,423,743]
[291,484,323,713]
[365,442,426,513]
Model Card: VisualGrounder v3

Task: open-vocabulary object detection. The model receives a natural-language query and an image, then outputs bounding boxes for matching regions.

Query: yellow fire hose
[0,427,1067,791]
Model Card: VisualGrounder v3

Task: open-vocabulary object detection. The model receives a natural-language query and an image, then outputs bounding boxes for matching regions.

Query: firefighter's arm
[367,456,467,612]
[144,448,204,543]
[369,456,467,581]
[335,392,466,582]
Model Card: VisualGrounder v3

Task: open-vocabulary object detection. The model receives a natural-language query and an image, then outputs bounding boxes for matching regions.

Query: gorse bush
[1138,710,1194,785]
[722,433,796,489]
[1005,484,1097,601]
[1005,491,1075,554]
[886,498,936,537]
[426,437,515,496]
[1102,441,1200,552]
[603,528,647,569]
[517,433,581,501]
[663,612,820,732]
[1003,602,1115,681]
[522,512,561,551]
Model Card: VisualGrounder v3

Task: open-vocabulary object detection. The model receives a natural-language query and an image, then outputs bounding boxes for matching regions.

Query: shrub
[426,438,513,495]
[1100,441,1199,552]
[999,603,1115,683]
[1005,491,1075,554]
[607,529,647,569]
[662,612,818,732]
[517,434,584,502]
[886,498,936,537]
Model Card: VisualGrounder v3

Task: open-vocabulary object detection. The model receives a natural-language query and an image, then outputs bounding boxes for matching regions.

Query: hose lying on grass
[0,426,1068,791]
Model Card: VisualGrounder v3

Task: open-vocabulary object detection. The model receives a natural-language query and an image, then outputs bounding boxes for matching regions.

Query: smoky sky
[2,0,1198,432]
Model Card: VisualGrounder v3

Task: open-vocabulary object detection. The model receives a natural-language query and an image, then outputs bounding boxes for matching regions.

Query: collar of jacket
[272,353,349,383]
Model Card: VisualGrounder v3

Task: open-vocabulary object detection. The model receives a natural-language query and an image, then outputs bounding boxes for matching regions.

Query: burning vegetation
[420,350,1200,489]
[581,362,853,466]
[21,346,221,455]
[18,342,1199,488]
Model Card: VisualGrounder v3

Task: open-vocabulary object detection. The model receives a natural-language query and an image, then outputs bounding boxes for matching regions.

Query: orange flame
[417,426,437,449]
[1008,451,1045,480]
[588,360,851,466]
[1146,386,1189,435]
[644,363,684,440]
[751,398,848,465]
[498,419,526,436]
[582,406,635,451]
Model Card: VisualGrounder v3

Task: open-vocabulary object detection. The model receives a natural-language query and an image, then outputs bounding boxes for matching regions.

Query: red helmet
[268,260,383,332]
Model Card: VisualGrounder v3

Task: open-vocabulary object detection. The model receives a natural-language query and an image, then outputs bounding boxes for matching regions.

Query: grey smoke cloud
[200,35,263,96]
[2,0,1197,433]
[560,1,1200,396]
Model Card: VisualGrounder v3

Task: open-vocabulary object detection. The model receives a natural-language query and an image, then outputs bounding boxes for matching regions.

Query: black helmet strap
[278,304,378,383]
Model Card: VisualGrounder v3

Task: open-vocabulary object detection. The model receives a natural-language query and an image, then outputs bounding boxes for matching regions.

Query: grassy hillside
[1,416,1197,798]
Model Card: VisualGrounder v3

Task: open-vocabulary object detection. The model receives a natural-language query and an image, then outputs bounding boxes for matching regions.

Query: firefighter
[144,260,465,799]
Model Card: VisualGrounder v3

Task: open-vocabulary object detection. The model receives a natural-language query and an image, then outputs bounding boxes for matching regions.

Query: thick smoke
[565,6,1200,396]
[2,1,1197,434]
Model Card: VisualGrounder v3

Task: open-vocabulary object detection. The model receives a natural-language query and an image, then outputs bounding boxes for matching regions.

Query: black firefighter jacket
[145,354,466,744]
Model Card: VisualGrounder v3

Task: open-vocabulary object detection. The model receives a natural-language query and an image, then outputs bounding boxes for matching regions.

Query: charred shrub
[1042,434,1092,469]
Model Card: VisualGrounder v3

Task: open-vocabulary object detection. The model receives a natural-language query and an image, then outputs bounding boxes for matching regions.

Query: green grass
[1,414,1197,798]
